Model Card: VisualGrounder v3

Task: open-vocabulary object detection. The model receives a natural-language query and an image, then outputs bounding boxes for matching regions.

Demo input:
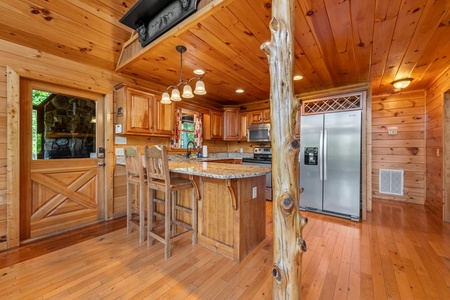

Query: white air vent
[379,169,404,195]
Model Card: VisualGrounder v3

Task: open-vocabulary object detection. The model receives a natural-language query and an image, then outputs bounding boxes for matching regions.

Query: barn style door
[20,80,105,240]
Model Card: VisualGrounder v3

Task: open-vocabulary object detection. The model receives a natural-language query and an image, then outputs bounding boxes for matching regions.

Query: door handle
[319,130,323,181]
[97,161,105,166]
[324,129,328,181]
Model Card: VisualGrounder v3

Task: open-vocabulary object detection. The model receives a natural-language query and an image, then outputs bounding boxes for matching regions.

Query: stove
[242,147,272,164]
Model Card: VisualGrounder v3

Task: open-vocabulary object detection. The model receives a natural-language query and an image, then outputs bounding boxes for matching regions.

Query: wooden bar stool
[144,145,197,259]
[124,146,146,243]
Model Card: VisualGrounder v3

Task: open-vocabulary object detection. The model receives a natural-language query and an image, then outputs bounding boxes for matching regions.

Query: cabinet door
[262,109,270,123]
[239,112,249,141]
[249,111,263,124]
[211,110,224,139]
[125,87,153,134]
[224,109,239,141]
[154,100,174,136]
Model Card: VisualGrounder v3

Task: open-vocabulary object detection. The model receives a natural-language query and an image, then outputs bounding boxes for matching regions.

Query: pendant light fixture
[161,45,207,105]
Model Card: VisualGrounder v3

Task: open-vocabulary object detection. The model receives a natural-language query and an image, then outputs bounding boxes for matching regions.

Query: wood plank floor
[1,199,449,299]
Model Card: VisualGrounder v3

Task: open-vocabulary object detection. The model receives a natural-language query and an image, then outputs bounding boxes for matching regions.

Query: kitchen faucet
[186,141,195,158]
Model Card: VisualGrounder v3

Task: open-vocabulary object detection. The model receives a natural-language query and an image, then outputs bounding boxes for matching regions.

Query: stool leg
[171,191,177,237]
[147,188,155,247]
[192,187,197,245]
[139,181,145,243]
[126,181,132,235]
[164,188,171,259]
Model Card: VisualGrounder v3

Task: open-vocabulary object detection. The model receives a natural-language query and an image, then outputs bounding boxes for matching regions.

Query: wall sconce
[391,78,413,90]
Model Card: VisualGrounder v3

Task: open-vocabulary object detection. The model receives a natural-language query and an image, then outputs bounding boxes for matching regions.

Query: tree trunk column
[261,0,308,298]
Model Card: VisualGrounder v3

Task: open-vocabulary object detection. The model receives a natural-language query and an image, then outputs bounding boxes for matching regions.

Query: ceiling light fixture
[236,88,244,93]
[293,75,303,81]
[161,45,206,105]
[391,78,413,90]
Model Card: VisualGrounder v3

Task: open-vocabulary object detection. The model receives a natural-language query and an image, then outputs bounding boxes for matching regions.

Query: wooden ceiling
[1,0,450,105]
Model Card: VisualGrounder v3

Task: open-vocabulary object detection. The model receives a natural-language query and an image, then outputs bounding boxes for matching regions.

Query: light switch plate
[115,124,123,134]
[115,147,125,155]
[115,136,127,144]
[115,155,125,165]
[252,187,257,199]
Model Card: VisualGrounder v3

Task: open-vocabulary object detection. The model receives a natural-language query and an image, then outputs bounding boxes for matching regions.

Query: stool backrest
[144,145,170,185]
[124,146,145,181]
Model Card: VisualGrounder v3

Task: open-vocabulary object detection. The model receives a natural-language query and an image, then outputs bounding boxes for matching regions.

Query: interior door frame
[444,91,450,222]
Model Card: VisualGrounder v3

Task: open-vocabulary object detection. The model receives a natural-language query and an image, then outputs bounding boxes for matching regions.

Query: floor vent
[379,169,404,195]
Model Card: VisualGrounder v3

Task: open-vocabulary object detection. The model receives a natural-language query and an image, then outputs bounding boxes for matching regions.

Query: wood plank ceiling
[0,0,449,105]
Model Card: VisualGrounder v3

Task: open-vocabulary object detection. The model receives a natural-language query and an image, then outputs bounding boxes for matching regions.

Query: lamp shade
[161,91,172,104]
[194,79,206,95]
[182,84,194,98]
[392,78,413,89]
[170,87,181,101]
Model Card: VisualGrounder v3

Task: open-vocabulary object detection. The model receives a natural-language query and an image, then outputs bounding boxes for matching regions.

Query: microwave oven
[247,124,271,142]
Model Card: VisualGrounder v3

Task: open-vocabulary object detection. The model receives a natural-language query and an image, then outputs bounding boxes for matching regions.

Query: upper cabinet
[223,108,239,141]
[249,109,270,124]
[204,109,224,140]
[239,112,249,141]
[115,84,173,136]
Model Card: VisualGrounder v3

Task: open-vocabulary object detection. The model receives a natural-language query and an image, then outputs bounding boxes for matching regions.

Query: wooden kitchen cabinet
[115,84,173,136]
[239,112,249,141]
[203,109,224,140]
[249,109,270,124]
[223,108,240,141]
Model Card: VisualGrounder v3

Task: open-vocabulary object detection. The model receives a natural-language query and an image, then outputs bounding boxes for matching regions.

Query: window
[180,110,195,148]
[31,89,97,159]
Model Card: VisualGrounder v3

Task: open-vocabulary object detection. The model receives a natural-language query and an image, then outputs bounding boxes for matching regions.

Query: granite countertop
[168,160,270,179]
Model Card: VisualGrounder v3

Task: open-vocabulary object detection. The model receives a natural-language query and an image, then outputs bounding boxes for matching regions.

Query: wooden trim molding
[6,66,20,248]
[105,92,115,220]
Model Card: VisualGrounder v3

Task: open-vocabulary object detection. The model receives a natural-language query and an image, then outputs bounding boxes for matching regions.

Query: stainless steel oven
[242,147,272,201]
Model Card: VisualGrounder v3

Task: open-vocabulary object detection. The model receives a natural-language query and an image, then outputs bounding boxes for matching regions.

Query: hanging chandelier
[161,45,206,104]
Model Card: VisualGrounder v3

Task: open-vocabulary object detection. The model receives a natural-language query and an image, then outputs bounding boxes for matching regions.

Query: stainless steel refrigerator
[299,110,361,221]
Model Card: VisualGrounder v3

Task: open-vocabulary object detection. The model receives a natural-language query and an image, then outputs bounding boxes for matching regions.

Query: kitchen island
[168,160,270,262]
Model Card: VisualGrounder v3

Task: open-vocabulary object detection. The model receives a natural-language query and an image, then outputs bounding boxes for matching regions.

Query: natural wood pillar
[261,0,308,298]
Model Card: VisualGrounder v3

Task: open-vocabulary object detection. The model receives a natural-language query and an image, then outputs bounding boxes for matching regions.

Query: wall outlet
[436,148,440,157]
[115,147,125,155]
[252,186,257,199]
[387,126,398,136]
[115,155,125,165]
[115,136,127,144]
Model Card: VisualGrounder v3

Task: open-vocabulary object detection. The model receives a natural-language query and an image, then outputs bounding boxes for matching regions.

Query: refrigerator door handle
[319,129,323,181]
[324,129,328,181]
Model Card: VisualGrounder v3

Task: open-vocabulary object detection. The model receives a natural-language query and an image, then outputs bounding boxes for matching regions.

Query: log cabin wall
[0,66,6,250]
[372,91,426,204]
[425,70,450,220]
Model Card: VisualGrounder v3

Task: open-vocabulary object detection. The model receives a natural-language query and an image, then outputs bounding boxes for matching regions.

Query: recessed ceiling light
[236,89,244,93]
[193,69,205,75]
[294,75,303,81]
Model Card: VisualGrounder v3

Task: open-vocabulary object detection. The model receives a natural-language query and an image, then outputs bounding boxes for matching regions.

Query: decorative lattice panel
[302,93,363,115]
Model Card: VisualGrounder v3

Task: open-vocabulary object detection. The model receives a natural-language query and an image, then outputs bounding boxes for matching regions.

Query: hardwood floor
[1,199,449,299]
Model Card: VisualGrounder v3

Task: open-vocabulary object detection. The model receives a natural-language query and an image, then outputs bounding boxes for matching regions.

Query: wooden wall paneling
[6,66,20,248]
[425,71,447,220]
[443,91,450,221]
[105,92,115,220]
[113,165,127,217]
[372,91,426,204]
[0,66,6,248]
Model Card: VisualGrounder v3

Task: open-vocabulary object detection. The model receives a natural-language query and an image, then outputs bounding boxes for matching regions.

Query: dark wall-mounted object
[120,0,199,48]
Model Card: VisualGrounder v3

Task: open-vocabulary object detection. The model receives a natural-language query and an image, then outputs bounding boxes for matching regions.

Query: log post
[261,0,308,298]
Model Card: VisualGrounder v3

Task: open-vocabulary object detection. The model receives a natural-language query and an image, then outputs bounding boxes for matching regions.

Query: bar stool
[144,145,197,259]
[124,146,146,243]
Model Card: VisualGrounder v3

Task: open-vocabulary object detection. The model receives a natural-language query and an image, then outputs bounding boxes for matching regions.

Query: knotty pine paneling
[0,66,6,248]
[372,91,426,204]
[425,69,450,220]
